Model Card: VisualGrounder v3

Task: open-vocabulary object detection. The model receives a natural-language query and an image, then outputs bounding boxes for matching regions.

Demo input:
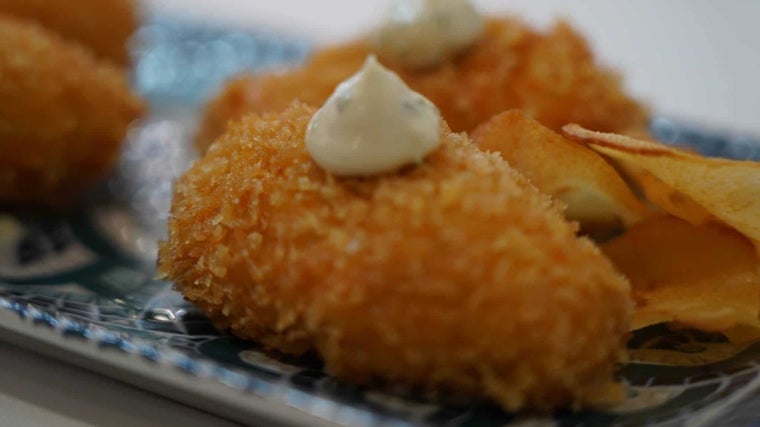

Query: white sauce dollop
[373,0,485,69]
[305,56,441,176]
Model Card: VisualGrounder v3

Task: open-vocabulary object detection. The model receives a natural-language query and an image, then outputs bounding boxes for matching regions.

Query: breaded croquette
[195,18,647,152]
[0,15,144,206]
[159,103,632,411]
[0,0,138,66]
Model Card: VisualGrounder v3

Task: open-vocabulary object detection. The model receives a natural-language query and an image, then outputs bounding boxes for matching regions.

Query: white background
[2,2,759,427]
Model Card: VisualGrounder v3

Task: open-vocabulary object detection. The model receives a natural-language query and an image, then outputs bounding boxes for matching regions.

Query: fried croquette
[0,15,144,206]
[195,18,647,152]
[0,0,138,66]
[159,103,632,411]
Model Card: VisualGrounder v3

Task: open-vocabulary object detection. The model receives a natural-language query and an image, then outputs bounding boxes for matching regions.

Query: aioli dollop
[305,56,441,176]
[373,0,485,69]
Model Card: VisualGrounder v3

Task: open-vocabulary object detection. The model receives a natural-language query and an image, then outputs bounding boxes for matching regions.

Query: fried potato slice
[564,124,760,244]
[633,168,714,225]
[602,215,760,336]
[473,110,649,236]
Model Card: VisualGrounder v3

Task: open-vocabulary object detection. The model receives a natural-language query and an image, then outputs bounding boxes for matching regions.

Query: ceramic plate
[2,15,760,427]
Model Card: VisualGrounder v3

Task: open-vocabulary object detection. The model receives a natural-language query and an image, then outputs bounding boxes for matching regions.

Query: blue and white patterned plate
[2,15,760,427]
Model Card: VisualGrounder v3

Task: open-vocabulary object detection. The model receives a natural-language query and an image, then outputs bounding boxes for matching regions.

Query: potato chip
[563,124,760,244]
[602,215,760,337]
[634,168,714,225]
[472,110,650,236]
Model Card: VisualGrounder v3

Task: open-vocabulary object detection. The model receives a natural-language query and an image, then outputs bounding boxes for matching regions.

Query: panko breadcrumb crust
[195,18,647,151]
[0,0,138,66]
[0,15,144,206]
[159,103,632,411]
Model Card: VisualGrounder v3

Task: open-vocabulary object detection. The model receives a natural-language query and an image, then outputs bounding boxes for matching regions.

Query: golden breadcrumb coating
[0,0,138,66]
[196,18,647,151]
[159,103,632,411]
[0,15,145,206]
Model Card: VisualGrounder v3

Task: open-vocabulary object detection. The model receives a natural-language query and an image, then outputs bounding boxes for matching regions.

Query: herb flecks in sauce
[305,56,441,176]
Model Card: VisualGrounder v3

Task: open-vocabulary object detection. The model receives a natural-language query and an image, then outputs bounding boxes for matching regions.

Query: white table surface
[2,2,759,427]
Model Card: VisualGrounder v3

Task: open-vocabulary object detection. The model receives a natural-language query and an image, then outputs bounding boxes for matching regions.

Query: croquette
[159,102,632,411]
[195,18,647,152]
[0,0,138,66]
[0,15,144,206]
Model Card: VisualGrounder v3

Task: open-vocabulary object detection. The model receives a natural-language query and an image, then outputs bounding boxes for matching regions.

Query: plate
[2,15,760,427]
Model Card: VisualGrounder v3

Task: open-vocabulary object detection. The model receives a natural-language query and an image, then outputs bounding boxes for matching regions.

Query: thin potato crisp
[563,124,760,245]
[473,110,649,236]
[602,215,760,335]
